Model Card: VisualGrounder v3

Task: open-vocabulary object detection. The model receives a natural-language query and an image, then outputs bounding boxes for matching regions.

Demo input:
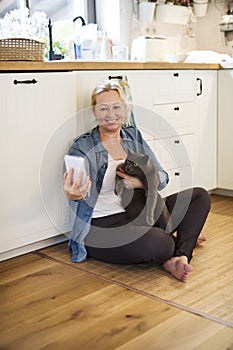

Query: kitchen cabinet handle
[196,78,202,96]
[13,79,38,85]
[174,172,180,176]
[108,75,123,80]
[174,106,180,111]
[173,72,179,77]
[174,140,180,144]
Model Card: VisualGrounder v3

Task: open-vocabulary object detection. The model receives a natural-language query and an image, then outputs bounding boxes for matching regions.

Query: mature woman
[63,80,210,282]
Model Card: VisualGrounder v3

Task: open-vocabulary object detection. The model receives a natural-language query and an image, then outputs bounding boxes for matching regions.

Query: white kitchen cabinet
[0,69,148,261]
[126,70,217,195]
[0,72,77,261]
[218,70,233,190]
[194,70,217,190]
[0,68,217,261]
[74,69,217,196]
[135,70,197,196]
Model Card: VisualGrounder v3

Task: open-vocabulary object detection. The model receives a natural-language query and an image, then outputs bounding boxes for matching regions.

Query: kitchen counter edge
[0,60,221,71]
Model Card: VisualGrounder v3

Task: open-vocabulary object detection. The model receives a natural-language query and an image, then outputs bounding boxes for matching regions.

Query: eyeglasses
[95,102,125,115]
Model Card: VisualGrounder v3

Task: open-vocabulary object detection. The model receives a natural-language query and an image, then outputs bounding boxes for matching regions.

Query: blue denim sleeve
[68,240,87,262]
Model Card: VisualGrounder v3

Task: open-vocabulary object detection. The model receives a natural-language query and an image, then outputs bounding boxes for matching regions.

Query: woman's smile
[103,116,120,124]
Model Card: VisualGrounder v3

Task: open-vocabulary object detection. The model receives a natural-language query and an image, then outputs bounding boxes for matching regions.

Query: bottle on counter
[99,31,112,60]
[73,16,86,59]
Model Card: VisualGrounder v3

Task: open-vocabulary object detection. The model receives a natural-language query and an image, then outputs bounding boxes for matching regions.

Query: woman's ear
[93,108,98,121]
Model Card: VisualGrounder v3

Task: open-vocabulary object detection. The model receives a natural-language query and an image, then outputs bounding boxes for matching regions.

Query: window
[0,0,96,58]
[0,0,17,17]
[0,0,93,21]
[28,0,87,22]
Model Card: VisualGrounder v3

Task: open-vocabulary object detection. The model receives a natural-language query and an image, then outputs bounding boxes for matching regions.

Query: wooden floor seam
[33,250,233,329]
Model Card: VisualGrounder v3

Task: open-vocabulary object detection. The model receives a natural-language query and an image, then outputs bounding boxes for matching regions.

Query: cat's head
[121,150,150,176]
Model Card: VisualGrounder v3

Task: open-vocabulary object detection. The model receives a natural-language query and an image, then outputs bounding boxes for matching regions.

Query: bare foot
[196,233,207,246]
[163,256,193,282]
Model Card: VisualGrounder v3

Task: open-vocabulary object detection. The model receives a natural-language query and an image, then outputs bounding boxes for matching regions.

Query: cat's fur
[115,149,172,233]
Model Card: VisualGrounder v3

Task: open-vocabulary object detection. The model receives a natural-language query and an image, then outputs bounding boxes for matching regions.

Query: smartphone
[64,155,87,185]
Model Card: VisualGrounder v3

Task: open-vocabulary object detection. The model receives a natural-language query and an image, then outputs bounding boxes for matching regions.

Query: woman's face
[94,90,126,133]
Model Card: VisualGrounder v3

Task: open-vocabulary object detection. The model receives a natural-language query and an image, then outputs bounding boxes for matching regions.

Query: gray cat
[115,149,172,233]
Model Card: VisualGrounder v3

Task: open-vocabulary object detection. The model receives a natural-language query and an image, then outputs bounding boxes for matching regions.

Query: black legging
[85,187,211,265]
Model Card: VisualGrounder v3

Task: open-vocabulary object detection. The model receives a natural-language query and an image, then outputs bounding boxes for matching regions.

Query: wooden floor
[0,194,233,350]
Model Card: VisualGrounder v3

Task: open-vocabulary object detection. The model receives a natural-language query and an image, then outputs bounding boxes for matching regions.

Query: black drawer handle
[175,172,180,176]
[108,75,123,80]
[174,140,180,144]
[173,72,179,77]
[196,78,202,96]
[13,79,38,85]
[174,106,180,111]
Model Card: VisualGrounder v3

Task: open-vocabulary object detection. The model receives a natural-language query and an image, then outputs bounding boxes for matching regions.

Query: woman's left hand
[116,170,144,189]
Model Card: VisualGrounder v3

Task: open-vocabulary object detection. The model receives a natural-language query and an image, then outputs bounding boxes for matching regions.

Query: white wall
[96,0,233,57]
[193,0,232,55]
[153,0,233,56]
[157,0,233,56]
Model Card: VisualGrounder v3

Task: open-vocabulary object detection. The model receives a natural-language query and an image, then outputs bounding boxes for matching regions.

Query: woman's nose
[107,106,115,116]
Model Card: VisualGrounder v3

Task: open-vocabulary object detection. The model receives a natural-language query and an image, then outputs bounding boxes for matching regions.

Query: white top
[92,155,126,218]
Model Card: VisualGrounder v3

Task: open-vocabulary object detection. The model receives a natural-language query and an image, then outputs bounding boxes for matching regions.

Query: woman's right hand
[63,168,91,201]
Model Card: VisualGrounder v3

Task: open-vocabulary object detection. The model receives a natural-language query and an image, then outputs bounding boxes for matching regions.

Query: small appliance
[131,35,168,61]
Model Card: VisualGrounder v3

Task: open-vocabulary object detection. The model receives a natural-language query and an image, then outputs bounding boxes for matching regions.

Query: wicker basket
[0,38,45,61]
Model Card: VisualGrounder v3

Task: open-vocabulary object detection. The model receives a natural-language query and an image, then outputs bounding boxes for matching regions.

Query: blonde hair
[91,80,131,125]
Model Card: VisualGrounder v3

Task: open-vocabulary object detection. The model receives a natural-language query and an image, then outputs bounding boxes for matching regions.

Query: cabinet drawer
[153,102,197,137]
[145,134,196,170]
[153,71,195,104]
[160,165,194,198]
[155,134,196,169]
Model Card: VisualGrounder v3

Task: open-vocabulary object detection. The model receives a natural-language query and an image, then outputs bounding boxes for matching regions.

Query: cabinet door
[194,70,217,190]
[218,70,233,190]
[0,72,77,256]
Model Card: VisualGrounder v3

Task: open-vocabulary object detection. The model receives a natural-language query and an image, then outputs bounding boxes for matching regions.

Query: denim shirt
[67,126,169,262]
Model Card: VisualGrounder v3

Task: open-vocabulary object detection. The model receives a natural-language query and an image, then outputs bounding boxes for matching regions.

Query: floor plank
[115,314,233,350]
[0,263,106,330]
[0,253,56,284]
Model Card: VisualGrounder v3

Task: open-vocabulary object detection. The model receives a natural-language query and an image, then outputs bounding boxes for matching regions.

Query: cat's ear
[127,149,137,161]
[142,154,149,163]
[127,149,134,156]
